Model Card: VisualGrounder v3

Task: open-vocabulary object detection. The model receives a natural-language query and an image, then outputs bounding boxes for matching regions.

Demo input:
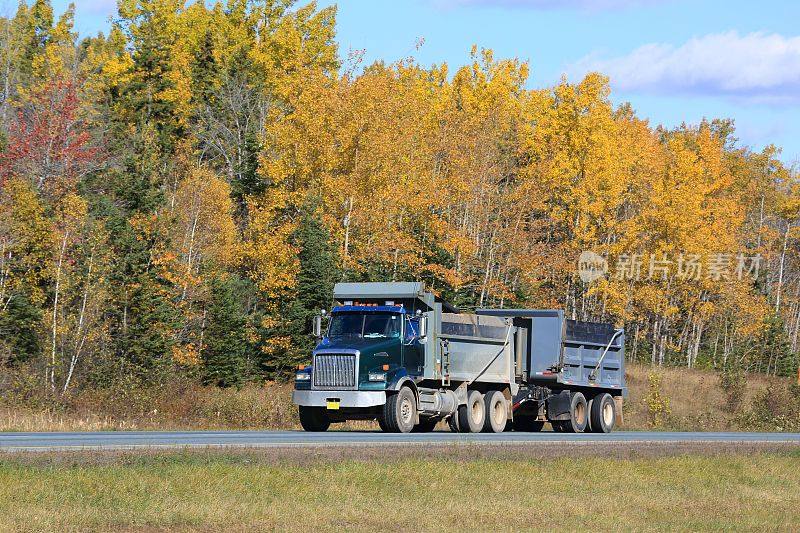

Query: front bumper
[292,390,386,408]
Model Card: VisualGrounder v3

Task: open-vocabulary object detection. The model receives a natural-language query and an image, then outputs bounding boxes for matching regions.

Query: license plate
[326,400,340,410]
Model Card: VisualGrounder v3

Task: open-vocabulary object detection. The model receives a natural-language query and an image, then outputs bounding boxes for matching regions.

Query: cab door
[402,315,424,375]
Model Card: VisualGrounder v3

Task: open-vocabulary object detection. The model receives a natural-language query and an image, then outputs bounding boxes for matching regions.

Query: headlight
[368,372,386,382]
[295,372,311,381]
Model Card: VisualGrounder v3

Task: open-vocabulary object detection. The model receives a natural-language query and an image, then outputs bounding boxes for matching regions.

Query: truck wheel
[513,416,545,432]
[298,406,330,432]
[382,387,417,433]
[413,417,439,433]
[457,390,485,433]
[482,390,508,433]
[378,416,389,432]
[447,413,460,433]
[561,392,588,433]
[589,393,616,433]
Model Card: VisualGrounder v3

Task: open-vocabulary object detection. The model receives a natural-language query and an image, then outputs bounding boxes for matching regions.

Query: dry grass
[623,364,789,430]
[0,364,792,432]
[0,448,798,531]
[0,381,380,432]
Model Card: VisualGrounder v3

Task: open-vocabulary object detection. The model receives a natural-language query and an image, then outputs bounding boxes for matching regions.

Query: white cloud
[437,0,667,10]
[571,32,800,103]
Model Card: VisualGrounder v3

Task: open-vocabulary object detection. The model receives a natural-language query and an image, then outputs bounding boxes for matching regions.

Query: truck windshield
[328,312,401,339]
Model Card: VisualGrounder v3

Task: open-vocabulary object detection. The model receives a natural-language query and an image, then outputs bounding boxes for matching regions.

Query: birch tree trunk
[63,249,93,394]
[49,232,69,393]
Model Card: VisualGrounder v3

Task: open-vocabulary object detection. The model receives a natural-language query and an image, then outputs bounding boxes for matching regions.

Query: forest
[0,0,798,402]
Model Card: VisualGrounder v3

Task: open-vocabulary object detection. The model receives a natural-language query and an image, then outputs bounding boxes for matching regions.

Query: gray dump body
[476,309,626,395]
[436,313,515,385]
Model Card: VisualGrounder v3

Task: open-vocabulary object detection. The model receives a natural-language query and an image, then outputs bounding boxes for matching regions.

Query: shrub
[719,364,747,413]
[643,372,671,428]
[738,384,800,432]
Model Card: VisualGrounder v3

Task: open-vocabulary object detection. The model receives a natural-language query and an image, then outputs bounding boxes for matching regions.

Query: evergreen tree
[120,271,179,383]
[88,134,178,385]
[202,274,255,387]
[267,199,340,377]
[190,29,217,110]
[17,0,52,85]
[231,131,263,203]
[120,4,183,155]
[759,313,793,377]
[0,292,42,364]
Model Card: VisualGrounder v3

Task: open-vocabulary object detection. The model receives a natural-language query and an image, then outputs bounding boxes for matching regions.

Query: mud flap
[546,390,572,421]
[614,396,624,426]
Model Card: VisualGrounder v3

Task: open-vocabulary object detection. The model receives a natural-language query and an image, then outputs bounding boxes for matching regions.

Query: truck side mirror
[312,315,322,338]
[419,315,428,338]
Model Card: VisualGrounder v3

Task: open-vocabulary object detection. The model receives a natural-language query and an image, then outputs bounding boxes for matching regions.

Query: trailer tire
[482,391,508,433]
[382,386,417,433]
[513,415,544,432]
[457,390,485,433]
[298,406,330,432]
[589,393,616,433]
[413,417,439,433]
[561,392,588,433]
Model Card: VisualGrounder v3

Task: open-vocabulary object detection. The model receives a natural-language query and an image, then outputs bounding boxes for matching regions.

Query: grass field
[1,447,799,531]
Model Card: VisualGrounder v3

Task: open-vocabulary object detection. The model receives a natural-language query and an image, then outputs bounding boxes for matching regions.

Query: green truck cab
[292,283,439,432]
[292,307,428,430]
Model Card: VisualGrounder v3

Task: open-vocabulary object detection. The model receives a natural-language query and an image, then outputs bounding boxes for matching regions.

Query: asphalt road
[1,430,799,452]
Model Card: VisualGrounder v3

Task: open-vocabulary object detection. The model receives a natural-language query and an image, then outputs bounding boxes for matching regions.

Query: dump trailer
[292,282,626,433]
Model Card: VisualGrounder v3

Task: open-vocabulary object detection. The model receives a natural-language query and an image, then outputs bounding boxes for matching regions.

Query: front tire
[382,387,417,433]
[298,406,330,432]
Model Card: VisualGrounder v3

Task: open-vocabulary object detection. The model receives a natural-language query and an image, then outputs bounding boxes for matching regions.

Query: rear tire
[447,413,460,433]
[513,416,545,432]
[561,392,588,433]
[382,387,417,433]
[298,406,330,432]
[457,390,485,433]
[589,393,616,433]
[482,390,508,433]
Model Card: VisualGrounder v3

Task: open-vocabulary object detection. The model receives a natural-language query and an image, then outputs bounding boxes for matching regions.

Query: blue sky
[23,0,800,166]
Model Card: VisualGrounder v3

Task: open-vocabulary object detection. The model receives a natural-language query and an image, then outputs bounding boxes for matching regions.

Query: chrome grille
[312,354,357,389]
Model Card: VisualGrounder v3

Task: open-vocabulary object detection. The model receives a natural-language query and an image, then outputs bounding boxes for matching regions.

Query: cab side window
[405,316,419,343]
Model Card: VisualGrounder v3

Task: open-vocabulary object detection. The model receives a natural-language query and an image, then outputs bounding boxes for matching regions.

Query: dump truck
[292,282,626,433]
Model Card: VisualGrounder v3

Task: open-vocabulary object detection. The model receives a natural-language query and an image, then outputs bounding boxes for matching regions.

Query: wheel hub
[471,399,482,423]
[400,398,413,424]
[603,402,614,426]
[575,402,586,425]
[493,400,504,425]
